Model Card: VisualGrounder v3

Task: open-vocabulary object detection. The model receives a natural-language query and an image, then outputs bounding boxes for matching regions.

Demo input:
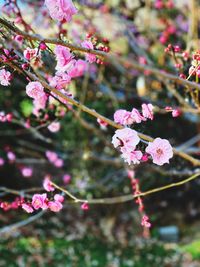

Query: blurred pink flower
[81,40,96,63]
[131,108,146,123]
[45,0,77,22]
[54,194,64,202]
[48,200,63,212]
[32,193,48,210]
[54,158,64,168]
[0,157,5,166]
[48,121,61,132]
[142,103,154,120]
[43,176,55,192]
[26,81,45,100]
[63,174,71,184]
[145,137,173,166]
[7,151,16,161]
[46,150,58,162]
[54,45,73,72]
[114,109,134,126]
[21,167,33,177]
[22,203,34,213]
[68,59,88,78]
[50,71,71,89]
[23,47,38,60]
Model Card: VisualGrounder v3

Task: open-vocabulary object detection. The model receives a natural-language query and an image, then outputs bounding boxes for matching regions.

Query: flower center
[156,148,163,156]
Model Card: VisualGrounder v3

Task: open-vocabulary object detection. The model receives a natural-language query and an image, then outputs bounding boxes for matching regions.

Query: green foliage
[181,240,200,260]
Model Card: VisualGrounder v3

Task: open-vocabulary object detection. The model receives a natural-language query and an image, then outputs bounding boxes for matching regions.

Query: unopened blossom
[21,167,33,177]
[81,40,96,63]
[55,45,73,72]
[141,215,151,228]
[48,121,61,132]
[131,108,146,123]
[145,137,173,166]
[97,118,108,129]
[43,176,55,192]
[63,174,71,184]
[172,109,181,117]
[142,103,154,120]
[112,128,140,150]
[23,47,38,60]
[45,0,78,22]
[22,203,34,213]
[48,200,63,212]
[7,151,16,161]
[32,193,48,210]
[26,81,45,100]
[121,147,143,165]
[0,69,12,86]
[54,158,64,168]
[81,202,89,210]
[68,59,88,78]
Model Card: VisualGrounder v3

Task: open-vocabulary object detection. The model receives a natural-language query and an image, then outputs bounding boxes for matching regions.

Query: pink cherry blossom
[48,121,61,132]
[54,158,64,168]
[112,128,140,150]
[22,203,34,213]
[63,174,71,184]
[81,202,89,210]
[121,147,143,165]
[172,109,181,117]
[7,151,16,161]
[43,176,55,192]
[142,103,154,120]
[55,45,73,72]
[48,200,63,212]
[114,109,134,126]
[54,194,64,202]
[45,0,78,22]
[81,40,96,63]
[32,193,48,210]
[0,69,12,86]
[131,108,146,123]
[46,150,58,162]
[23,47,38,60]
[68,59,88,78]
[145,137,173,166]
[50,72,71,89]
[21,167,33,177]
[26,81,45,100]
[0,157,5,166]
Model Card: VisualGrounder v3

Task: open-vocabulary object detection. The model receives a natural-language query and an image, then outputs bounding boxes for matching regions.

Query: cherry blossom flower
[54,158,64,168]
[63,174,71,184]
[81,202,89,210]
[48,121,61,132]
[172,109,181,117]
[0,69,12,86]
[142,103,154,120]
[48,200,63,212]
[26,81,45,100]
[50,71,71,89]
[114,109,134,126]
[7,151,16,161]
[54,194,64,202]
[145,137,173,166]
[131,108,146,123]
[46,150,58,162]
[121,147,143,165]
[32,193,48,210]
[112,128,140,150]
[0,157,5,166]
[43,176,55,192]
[23,47,38,60]
[54,45,73,72]
[45,0,78,22]
[68,59,88,78]
[22,203,34,213]
[81,40,96,63]
[97,118,108,129]
[21,167,33,177]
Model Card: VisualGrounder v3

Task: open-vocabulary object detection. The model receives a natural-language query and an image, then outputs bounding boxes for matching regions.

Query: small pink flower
[112,128,140,150]
[63,174,71,184]
[172,109,181,117]
[131,108,146,123]
[22,203,34,213]
[114,110,134,126]
[97,118,108,129]
[50,72,71,89]
[0,157,5,166]
[54,158,64,168]
[54,194,64,202]
[68,59,88,78]
[145,137,173,166]
[48,121,61,132]
[142,103,154,120]
[46,150,58,162]
[21,167,33,177]
[23,47,38,60]
[54,45,73,72]
[141,215,151,228]
[32,193,48,210]
[0,69,12,86]
[43,176,55,192]
[45,0,78,22]
[81,202,89,210]
[14,35,24,44]
[48,200,63,212]
[26,81,45,100]
[7,151,16,161]
[81,40,96,63]
[121,147,143,165]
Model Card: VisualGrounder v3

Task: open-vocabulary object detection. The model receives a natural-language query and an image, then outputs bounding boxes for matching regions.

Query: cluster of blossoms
[154,0,174,9]
[0,197,23,211]
[112,104,173,166]
[46,150,64,168]
[0,69,12,86]
[45,0,77,22]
